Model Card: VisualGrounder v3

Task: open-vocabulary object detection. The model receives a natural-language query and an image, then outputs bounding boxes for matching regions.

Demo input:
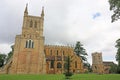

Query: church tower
[92,52,104,74]
[10,5,46,74]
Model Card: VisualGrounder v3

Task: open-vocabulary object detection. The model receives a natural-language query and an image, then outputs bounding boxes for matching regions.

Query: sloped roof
[103,61,115,66]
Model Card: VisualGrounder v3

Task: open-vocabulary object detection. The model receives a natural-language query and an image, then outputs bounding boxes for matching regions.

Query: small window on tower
[32,41,34,48]
[25,40,28,48]
[35,21,37,28]
[57,50,58,55]
[30,20,33,27]
[28,40,31,48]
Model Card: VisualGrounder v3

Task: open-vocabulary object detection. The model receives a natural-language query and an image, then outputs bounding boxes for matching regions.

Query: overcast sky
[0,0,120,64]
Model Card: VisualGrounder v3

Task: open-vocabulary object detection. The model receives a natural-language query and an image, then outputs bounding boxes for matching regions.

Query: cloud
[0,0,120,64]
[0,44,12,54]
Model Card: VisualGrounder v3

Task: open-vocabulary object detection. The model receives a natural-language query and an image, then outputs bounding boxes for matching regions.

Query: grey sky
[0,0,120,64]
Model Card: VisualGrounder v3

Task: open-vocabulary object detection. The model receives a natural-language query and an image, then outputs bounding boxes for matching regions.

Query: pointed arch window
[50,60,54,68]
[32,41,34,48]
[75,61,77,68]
[25,40,34,48]
[57,62,62,68]
[30,20,33,27]
[28,40,31,48]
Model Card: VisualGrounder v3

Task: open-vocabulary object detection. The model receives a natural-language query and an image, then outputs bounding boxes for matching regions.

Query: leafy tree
[0,53,7,67]
[74,41,88,63]
[109,0,120,22]
[115,39,120,73]
[0,45,14,67]
[64,55,73,79]
[109,63,118,73]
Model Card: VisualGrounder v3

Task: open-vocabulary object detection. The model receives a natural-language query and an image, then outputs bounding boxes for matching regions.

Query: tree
[109,63,118,73]
[6,45,14,62]
[64,55,73,79]
[109,0,120,22]
[0,53,7,67]
[74,41,88,63]
[84,62,92,72]
[0,45,14,67]
[74,41,91,72]
[115,39,120,73]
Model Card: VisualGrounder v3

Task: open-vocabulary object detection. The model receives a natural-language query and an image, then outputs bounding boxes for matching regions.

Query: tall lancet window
[25,40,34,48]
[28,40,31,48]
[34,21,37,28]
[30,20,33,27]
[25,40,28,48]
[32,41,34,48]
[75,61,77,68]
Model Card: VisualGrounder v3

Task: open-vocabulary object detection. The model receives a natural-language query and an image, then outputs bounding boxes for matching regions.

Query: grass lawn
[0,74,120,80]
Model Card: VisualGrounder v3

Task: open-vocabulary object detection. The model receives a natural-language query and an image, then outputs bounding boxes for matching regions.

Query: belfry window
[32,41,34,48]
[25,40,34,48]
[28,40,31,48]
[25,41,28,48]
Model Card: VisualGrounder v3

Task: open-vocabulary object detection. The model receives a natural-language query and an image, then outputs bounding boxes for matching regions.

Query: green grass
[0,74,120,80]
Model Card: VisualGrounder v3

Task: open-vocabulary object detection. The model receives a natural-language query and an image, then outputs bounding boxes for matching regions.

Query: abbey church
[0,5,84,74]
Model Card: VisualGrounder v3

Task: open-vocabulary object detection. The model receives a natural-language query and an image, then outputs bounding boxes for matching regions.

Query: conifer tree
[64,56,73,79]
[74,41,88,62]
[74,41,91,72]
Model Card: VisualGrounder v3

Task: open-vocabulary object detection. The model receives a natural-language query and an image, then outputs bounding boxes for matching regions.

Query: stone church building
[92,52,115,74]
[0,5,84,74]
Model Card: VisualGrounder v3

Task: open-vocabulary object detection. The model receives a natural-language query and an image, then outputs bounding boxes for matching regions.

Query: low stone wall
[0,67,7,74]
